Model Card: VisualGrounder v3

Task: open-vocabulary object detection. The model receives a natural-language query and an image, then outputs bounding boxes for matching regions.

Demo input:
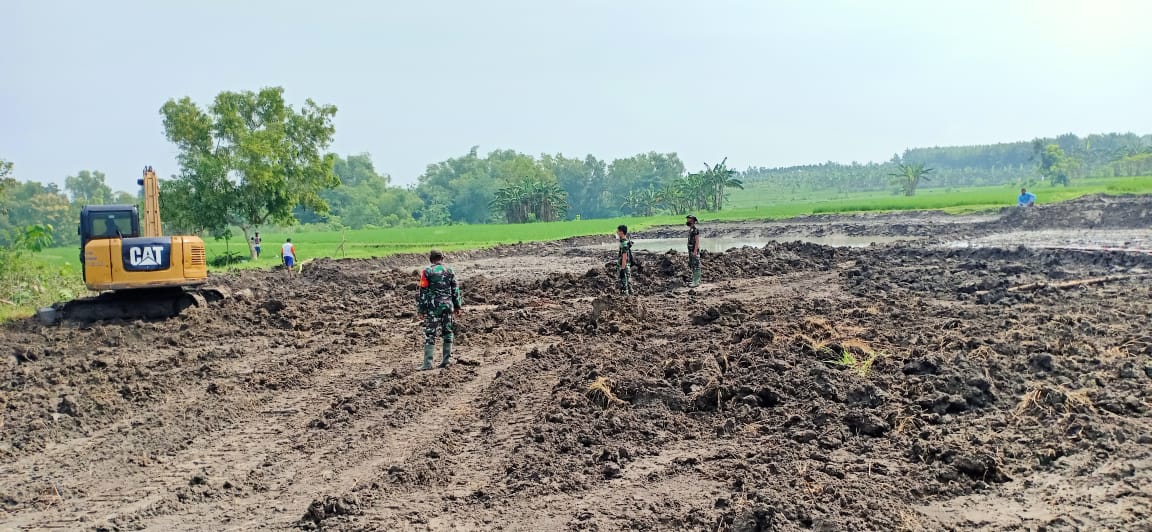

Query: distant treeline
[0,169,137,247]
[4,132,1152,242]
[742,132,1152,192]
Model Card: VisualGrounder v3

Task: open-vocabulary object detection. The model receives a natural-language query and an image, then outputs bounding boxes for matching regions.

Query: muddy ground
[2,194,1151,531]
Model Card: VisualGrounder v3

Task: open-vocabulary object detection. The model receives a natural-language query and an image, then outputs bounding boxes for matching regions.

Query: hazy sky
[2,0,1150,192]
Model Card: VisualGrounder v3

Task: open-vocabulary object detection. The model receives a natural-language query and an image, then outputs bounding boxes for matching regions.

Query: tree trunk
[240,225,257,260]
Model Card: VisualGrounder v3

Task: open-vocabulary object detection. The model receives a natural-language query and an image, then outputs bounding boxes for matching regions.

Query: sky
[2,0,1150,193]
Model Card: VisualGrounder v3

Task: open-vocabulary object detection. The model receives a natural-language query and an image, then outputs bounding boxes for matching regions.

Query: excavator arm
[138,166,162,238]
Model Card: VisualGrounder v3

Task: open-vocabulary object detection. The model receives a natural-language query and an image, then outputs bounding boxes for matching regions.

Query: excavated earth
[2,194,1151,531]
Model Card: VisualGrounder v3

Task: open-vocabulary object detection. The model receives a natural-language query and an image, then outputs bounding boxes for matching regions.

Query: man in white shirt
[281,238,297,269]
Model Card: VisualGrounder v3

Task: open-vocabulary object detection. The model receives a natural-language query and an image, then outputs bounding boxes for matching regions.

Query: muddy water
[585,235,916,253]
[944,229,1152,253]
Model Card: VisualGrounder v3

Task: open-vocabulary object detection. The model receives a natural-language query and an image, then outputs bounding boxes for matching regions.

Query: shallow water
[943,229,1152,252]
[584,235,915,253]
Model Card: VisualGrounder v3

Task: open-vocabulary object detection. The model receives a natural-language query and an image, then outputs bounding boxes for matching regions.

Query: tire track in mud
[95,327,431,531]
[310,341,565,530]
[0,334,280,528]
[0,319,419,530]
[139,336,550,530]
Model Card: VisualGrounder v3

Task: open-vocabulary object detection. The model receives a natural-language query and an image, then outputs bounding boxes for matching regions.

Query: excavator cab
[77,205,141,283]
[81,207,139,241]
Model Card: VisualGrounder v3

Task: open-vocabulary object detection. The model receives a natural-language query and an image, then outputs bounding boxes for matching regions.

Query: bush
[0,225,87,320]
[209,251,247,268]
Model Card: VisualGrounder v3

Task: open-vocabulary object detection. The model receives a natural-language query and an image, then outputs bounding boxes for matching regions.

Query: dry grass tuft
[794,316,884,377]
[1014,385,1096,418]
[586,376,626,409]
[895,510,926,531]
[969,344,999,360]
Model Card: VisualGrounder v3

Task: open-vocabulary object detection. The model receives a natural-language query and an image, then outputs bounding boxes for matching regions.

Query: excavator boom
[139,166,162,237]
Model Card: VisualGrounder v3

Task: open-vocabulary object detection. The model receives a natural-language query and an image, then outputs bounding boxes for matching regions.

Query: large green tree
[111,190,138,205]
[416,148,558,224]
[0,180,75,247]
[159,87,339,258]
[608,152,685,207]
[541,154,609,219]
[1036,144,1077,186]
[64,170,113,205]
[301,153,422,228]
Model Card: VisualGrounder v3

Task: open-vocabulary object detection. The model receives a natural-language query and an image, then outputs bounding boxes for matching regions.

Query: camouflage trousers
[423,306,455,345]
[688,254,701,274]
[618,266,632,295]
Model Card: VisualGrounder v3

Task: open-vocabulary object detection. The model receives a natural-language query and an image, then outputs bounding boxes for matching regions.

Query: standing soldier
[417,249,463,370]
[616,224,633,295]
[686,214,701,287]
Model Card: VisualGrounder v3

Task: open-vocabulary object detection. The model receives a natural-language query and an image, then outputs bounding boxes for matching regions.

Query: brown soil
[2,194,1151,531]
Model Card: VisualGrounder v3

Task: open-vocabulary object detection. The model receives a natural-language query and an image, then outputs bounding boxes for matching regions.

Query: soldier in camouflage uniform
[616,224,632,295]
[417,249,463,370]
[686,214,701,287]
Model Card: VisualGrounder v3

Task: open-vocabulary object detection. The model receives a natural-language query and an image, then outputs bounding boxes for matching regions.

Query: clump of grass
[795,316,886,378]
[806,334,882,378]
[832,346,882,377]
[586,376,626,409]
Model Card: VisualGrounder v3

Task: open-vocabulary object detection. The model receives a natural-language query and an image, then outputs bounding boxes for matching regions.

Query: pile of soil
[1,203,1150,530]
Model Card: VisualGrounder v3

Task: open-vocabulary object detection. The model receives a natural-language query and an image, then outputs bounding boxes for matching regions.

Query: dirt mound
[996,193,1152,230]
[2,209,1150,530]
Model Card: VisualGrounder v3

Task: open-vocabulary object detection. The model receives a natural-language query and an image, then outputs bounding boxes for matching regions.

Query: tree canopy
[1036,144,1077,186]
[64,170,113,205]
[159,87,339,256]
[742,132,1152,194]
[297,153,423,229]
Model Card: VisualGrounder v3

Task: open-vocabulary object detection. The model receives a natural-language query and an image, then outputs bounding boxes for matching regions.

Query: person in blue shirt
[1018,188,1037,207]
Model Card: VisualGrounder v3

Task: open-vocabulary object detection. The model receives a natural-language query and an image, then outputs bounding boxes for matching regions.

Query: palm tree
[620,189,642,216]
[619,186,662,217]
[489,181,527,222]
[676,173,708,213]
[888,163,934,196]
[700,158,743,210]
[527,180,568,221]
[659,183,687,215]
[490,178,568,223]
[636,186,661,217]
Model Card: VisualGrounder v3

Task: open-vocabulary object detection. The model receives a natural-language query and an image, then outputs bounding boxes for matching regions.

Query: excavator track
[37,287,229,325]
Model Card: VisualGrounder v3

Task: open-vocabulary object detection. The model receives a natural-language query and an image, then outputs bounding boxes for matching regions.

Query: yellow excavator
[37,166,227,324]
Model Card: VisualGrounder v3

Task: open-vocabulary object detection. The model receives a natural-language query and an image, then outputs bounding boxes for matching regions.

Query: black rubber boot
[439,342,452,368]
[421,344,435,370]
